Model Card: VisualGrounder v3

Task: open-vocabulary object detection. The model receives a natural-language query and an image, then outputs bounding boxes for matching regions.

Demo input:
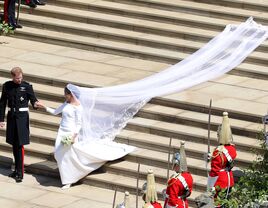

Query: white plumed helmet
[217,112,233,145]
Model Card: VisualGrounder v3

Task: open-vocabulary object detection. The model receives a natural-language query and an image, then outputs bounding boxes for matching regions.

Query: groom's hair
[11,67,23,76]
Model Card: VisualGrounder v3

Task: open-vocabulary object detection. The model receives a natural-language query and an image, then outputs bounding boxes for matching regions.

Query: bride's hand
[71,133,78,144]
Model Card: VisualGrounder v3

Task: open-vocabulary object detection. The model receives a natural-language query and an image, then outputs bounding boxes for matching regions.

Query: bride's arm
[46,103,66,115]
[73,107,83,141]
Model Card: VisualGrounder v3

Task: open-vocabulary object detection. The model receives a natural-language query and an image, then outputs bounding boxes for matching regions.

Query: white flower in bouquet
[61,134,73,146]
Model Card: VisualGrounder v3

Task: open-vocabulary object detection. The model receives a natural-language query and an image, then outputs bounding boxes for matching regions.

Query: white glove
[204,152,212,162]
[207,152,212,161]
[162,189,167,200]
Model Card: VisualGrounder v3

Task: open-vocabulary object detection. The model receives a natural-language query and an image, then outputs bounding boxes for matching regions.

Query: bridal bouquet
[61,134,73,146]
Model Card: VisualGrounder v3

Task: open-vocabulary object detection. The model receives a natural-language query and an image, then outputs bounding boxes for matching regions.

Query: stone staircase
[0,0,267,207]
[0,70,263,207]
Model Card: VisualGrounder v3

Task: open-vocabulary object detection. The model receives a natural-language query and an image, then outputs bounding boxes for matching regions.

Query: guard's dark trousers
[4,0,16,25]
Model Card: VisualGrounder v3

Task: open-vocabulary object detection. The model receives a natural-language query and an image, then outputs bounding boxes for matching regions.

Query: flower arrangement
[0,21,14,36]
[61,134,73,146]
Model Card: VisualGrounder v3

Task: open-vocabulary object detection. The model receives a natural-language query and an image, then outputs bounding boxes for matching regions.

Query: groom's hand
[34,101,45,109]
[34,101,39,108]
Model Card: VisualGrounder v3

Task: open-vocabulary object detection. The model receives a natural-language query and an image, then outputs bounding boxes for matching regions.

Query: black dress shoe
[15,176,23,183]
[27,0,37,8]
[13,23,23,29]
[34,0,46,5]
[8,171,18,178]
[9,23,23,30]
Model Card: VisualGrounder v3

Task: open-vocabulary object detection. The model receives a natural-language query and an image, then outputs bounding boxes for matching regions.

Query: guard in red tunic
[164,141,193,208]
[142,169,163,208]
[207,112,237,206]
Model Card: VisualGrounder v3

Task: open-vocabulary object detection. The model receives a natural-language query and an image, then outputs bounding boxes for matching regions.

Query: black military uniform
[0,80,37,182]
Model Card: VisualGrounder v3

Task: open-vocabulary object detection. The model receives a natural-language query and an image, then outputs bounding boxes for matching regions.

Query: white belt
[165,195,186,208]
[222,147,233,163]
[8,107,29,112]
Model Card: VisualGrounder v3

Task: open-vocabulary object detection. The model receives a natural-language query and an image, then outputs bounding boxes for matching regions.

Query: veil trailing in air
[68,17,268,145]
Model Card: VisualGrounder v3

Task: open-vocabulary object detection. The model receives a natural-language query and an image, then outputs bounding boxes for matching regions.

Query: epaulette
[212,145,224,159]
[4,80,13,86]
[21,81,30,86]
[167,173,180,186]
[170,172,180,179]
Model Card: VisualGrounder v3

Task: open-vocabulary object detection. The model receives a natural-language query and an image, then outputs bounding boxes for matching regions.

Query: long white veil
[68,17,268,145]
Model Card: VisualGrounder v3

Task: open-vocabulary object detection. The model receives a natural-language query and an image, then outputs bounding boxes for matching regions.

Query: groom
[0,67,39,182]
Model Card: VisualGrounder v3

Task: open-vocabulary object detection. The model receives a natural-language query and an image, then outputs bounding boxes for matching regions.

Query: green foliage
[0,21,14,36]
[252,131,268,173]
[215,130,268,207]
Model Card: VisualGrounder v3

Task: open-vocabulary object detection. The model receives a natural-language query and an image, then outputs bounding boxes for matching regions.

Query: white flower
[61,134,73,146]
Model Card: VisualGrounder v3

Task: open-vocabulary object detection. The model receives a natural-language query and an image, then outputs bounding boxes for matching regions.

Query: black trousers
[4,0,16,25]
[12,123,24,178]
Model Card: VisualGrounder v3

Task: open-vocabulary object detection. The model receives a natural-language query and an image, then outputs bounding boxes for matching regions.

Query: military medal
[20,87,26,91]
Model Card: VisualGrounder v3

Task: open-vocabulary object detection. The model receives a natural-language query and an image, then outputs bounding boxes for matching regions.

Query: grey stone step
[27,100,263,151]
[47,0,268,21]
[184,0,268,12]
[0,73,263,154]
[104,160,207,191]
[1,70,266,125]
[0,136,54,160]
[117,129,257,167]
[138,103,261,138]
[12,80,260,139]
[0,129,209,192]
[151,96,263,123]
[231,62,268,79]
[26,105,263,154]
[14,3,268,51]
[43,0,268,32]
[0,68,92,89]
[16,3,218,43]
[1,67,267,125]
[19,3,226,31]
[8,107,257,169]
[0,124,57,146]
[14,26,187,64]
[104,0,268,25]
[14,24,268,68]
[0,150,170,208]
[0,120,255,175]
[0,149,58,177]
[18,105,260,166]
[20,13,206,53]
[19,13,268,65]
[29,108,260,169]
[0,141,199,207]
[126,117,262,155]
[83,171,202,206]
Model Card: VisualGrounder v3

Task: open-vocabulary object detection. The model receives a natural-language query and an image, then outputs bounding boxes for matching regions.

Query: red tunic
[144,202,163,208]
[209,144,237,189]
[164,172,193,208]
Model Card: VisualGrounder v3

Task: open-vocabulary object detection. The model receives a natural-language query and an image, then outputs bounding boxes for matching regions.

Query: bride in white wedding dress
[38,86,135,189]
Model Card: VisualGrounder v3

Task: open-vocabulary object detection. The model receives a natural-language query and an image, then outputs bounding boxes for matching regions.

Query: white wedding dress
[46,102,135,185]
